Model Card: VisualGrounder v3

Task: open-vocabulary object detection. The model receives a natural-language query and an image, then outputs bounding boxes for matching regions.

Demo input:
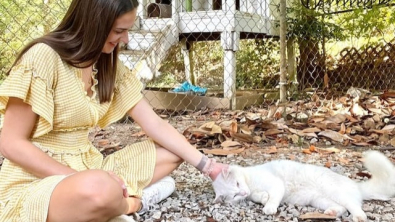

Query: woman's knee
[72,170,123,209]
[48,170,125,222]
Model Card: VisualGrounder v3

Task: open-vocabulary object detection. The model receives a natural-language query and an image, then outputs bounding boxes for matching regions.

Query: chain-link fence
[119,0,284,112]
[291,0,395,97]
[1,0,282,115]
[1,0,394,115]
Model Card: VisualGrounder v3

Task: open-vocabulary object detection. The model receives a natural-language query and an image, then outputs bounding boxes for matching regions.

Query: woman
[0,0,224,221]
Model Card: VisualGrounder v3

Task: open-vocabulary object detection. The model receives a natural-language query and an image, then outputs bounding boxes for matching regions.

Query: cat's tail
[358,150,395,201]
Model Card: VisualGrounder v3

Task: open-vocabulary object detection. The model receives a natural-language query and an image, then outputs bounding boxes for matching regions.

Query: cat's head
[212,165,250,204]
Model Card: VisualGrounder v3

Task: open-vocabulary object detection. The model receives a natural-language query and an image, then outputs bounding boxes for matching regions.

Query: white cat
[212,151,395,222]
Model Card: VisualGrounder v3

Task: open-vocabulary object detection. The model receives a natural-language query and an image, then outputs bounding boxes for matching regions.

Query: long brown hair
[8,0,139,103]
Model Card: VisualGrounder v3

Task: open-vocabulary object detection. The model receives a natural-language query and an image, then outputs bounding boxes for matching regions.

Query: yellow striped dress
[0,43,156,222]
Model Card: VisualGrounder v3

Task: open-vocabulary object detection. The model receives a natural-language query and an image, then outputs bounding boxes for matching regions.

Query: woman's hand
[127,196,142,214]
[107,171,144,214]
[107,171,128,198]
[209,162,228,181]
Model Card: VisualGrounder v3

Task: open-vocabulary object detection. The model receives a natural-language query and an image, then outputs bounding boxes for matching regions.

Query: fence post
[221,30,240,110]
[181,39,195,84]
[279,0,287,103]
[287,37,297,85]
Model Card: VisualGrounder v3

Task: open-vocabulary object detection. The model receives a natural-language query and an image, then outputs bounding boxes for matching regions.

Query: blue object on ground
[171,81,207,96]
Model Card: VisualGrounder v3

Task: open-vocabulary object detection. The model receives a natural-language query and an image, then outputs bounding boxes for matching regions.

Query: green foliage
[236,39,280,89]
[285,1,395,45]
[286,1,347,42]
[191,41,224,88]
[2,0,393,93]
[0,0,71,80]
[156,41,225,89]
[337,6,395,42]
[152,43,186,88]
[153,39,280,90]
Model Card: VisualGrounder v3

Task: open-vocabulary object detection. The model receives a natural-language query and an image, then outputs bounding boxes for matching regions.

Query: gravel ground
[2,123,393,222]
[138,147,395,222]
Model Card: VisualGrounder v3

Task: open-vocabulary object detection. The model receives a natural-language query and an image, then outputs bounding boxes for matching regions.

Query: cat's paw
[260,192,269,205]
[352,213,367,222]
[263,205,278,215]
[324,206,346,217]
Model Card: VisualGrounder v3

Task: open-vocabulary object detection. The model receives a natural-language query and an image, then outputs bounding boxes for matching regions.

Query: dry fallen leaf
[264,129,283,136]
[252,136,262,143]
[339,123,346,134]
[131,131,146,137]
[230,132,254,143]
[230,121,238,133]
[302,145,319,154]
[221,140,242,149]
[318,130,346,143]
[201,148,245,156]
[351,103,368,117]
[339,158,350,165]
[265,146,278,154]
[309,145,318,152]
[175,89,395,151]
[320,147,341,154]
[299,212,336,220]
[200,122,223,134]
[288,134,299,144]
[240,125,252,135]
[382,124,395,131]
[301,127,321,133]
[218,120,234,131]
[325,161,331,168]
[97,139,110,146]
[325,113,347,124]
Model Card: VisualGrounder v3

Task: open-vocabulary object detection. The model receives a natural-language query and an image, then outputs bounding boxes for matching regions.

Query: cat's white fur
[212,151,395,222]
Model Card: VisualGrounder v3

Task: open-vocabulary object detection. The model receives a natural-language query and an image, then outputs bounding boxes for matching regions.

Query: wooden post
[221,30,240,110]
[207,0,214,10]
[223,0,236,11]
[287,37,297,84]
[224,50,236,109]
[181,39,195,84]
[172,0,180,34]
[172,0,179,17]
[279,0,287,103]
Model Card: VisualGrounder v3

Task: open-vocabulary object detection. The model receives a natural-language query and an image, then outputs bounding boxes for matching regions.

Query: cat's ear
[221,166,230,179]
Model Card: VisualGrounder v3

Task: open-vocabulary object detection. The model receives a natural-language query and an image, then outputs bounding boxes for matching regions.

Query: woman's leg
[136,146,182,214]
[148,145,183,185]
[47,170,128,222]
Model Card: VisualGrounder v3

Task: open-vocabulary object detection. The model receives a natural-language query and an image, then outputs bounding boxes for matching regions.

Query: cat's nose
[242,190,251,196]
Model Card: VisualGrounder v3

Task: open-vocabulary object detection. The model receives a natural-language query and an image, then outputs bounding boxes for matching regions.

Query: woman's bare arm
[127,98,226,180]
[128,99,202,167]
[0,97,76,178]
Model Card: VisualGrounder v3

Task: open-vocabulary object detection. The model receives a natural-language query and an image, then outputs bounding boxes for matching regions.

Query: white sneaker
[138,176,176,215]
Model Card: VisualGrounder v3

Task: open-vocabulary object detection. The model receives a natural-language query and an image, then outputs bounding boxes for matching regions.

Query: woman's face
[102,9,137,54]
